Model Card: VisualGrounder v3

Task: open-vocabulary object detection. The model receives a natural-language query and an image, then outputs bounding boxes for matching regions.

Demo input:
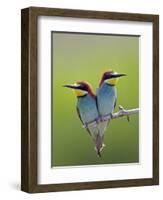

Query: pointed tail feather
[95,134,105,157]
[86,121,106,157]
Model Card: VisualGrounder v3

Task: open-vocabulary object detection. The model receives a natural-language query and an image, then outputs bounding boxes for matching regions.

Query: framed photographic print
[21,7,159,193]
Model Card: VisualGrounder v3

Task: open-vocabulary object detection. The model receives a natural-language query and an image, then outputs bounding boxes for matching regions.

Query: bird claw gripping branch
[83,105,139,129]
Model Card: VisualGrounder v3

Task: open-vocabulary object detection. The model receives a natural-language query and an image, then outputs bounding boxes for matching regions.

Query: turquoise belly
[77,95,99,123]
[97,83,117,116]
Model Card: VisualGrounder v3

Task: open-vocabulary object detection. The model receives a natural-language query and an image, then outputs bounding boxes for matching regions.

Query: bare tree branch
[111,105,139,120]
[83,105,139,128]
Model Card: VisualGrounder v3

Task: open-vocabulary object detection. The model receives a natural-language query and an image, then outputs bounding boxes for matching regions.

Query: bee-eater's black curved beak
[112,73,127,78]
[63,84,78,89]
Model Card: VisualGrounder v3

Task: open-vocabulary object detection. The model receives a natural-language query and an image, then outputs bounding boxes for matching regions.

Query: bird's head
[63,81,95,97]
[99,69,126,86]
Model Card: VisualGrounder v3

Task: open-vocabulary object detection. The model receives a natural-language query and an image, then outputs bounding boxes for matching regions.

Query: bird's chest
[77,95,98,123]
[97,84,117,115]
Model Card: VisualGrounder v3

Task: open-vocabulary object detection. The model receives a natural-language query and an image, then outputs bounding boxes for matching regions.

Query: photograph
[51,32,139,167]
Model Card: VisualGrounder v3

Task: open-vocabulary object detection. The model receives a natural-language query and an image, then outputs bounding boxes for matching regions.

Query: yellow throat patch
[73,89,88,97]
[105,77,119,86]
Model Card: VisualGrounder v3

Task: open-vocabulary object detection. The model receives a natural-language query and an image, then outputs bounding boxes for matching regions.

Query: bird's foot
[83,120,98,129]
[100,114,111,122]
[100,116,106,122]
[95,117,101,123]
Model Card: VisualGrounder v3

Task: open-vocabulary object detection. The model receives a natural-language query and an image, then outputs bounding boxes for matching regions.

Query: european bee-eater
[96,70,126,138]
[64,81,104,157]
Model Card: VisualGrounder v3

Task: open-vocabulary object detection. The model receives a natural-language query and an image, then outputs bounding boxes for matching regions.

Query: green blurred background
[52,32,139,167]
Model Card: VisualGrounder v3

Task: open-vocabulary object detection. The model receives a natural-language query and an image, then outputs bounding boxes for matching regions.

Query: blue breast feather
[77,94,99,124]
[97,83,117,116]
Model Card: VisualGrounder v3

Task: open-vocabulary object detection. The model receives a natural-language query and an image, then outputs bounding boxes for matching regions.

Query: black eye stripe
[78,85,87,91]
[104,73,113,79]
